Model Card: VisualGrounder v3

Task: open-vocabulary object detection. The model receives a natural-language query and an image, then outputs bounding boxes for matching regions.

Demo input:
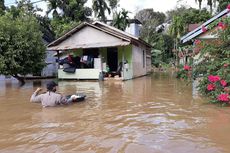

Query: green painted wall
[73,49,83,57]
[118,45,133,80]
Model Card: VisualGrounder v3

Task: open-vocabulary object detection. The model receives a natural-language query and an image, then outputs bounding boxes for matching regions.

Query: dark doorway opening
[81,48,99,68]
[107,47,118,72]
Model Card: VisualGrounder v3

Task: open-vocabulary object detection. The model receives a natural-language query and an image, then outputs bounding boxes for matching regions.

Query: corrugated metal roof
[47,21,151,50]
[181,9,229,43]
[48,41,130,51]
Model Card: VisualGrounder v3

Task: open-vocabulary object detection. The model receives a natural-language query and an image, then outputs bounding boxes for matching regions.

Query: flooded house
[180,8,230,65]
[47,20,152,81]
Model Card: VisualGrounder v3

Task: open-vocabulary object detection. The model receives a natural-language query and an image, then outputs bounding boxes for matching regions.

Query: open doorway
[107,47,118,72]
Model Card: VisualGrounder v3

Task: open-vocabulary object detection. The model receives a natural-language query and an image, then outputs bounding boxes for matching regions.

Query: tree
[108,0,119,15]
[195,0,203,10]
[0,11,46,84]
[134,9,175,66]
[51,18,80,37]
[0,0,5,15]
[195,0,219,13]
[135,9,166,42]
[181,8,211,25]
[46,0,92,21]
[46,0,60,19]
[218,0,230,12]
[112,8,129,31]
[92,0,111,22]
[135,8,166,25]
[46,0,92,38]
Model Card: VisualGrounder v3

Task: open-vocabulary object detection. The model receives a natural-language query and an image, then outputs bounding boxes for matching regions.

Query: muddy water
[0,73,230,153]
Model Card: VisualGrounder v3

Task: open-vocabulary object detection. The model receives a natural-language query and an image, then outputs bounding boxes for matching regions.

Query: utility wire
[5,0,46,6]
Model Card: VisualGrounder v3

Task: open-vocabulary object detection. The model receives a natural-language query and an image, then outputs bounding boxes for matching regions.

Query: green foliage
[218,0,230,12]
[135,9,175,66]
[51,18,80,37]
[154,34,174,63]
[112,8,129,31]
[0,11,46,77]
[135,9,166,26]
[151,49,162,67]
[182,8,211,25]
[0,0,5,15]
[169,8,211,38]
[108,0,119,13]
[194,18,230,104]
[169,16,185,38]
[92,0,111,22]
[46,0,92,21]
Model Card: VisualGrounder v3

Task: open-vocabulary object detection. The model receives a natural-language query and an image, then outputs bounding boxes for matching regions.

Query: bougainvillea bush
[176,64,192,81]
[194,17,230,105]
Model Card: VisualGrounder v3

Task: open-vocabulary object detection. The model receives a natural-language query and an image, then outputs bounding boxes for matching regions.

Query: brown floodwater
[0,72,230,153]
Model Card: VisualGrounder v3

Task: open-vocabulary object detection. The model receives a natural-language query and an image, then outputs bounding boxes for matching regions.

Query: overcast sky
[5,0,201,17]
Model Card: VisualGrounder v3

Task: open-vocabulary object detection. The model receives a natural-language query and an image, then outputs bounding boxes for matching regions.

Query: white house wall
[49,26,130,50]
[132,44,147,77]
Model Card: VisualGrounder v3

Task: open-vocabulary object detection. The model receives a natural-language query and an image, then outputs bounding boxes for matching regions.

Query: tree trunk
[13,74,25,85]
[199,2,201,10]
[210,4,213,14]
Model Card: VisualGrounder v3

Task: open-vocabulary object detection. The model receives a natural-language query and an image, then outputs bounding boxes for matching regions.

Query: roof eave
[180,9,229,43]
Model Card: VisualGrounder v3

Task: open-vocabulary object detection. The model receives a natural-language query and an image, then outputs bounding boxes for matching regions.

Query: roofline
[92,21,152,48]
[47,22,131,47]
[48,21,152,49]
[103,19,142,24]
[180,9,229,43]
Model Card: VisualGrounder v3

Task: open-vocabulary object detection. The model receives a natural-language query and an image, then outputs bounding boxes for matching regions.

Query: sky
[4,0,201,17]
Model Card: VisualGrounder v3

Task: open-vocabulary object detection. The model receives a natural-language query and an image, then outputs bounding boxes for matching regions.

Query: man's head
[46,81,58,92]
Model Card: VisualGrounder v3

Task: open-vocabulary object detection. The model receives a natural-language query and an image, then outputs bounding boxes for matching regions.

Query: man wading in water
[30,81,76,107]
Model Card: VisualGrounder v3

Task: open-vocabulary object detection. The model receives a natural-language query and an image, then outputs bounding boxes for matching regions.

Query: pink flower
[227,4,230,10]
[183,65,191,71]
[217,94,229,102]
[224,63,229,67]
[218,22,224,29]
[218,22,227,30]
[202,25,207,32]
[194,39,201,45]
[208,75,221,83]
[207,84,215,91]
[220,80,227,87]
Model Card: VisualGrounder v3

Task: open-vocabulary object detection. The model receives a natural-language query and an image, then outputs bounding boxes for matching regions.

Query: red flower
[207,84,216,91]
[218,22,227,30]
[227,4,230,10]
[184,65,191,71]
[202,25,207,32]
[208,75,221,83]
[224,63,229,67]
[217,94,229,102]
[220,80,227,87]
[194,39,201,45]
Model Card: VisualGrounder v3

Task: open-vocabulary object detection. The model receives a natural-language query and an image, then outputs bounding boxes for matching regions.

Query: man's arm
[30,88,43,103]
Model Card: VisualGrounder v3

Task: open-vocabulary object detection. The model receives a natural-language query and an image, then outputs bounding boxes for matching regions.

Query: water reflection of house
[47,21,152,81]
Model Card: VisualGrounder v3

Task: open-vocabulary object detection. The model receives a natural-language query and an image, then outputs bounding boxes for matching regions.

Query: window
[143,50,145,68]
